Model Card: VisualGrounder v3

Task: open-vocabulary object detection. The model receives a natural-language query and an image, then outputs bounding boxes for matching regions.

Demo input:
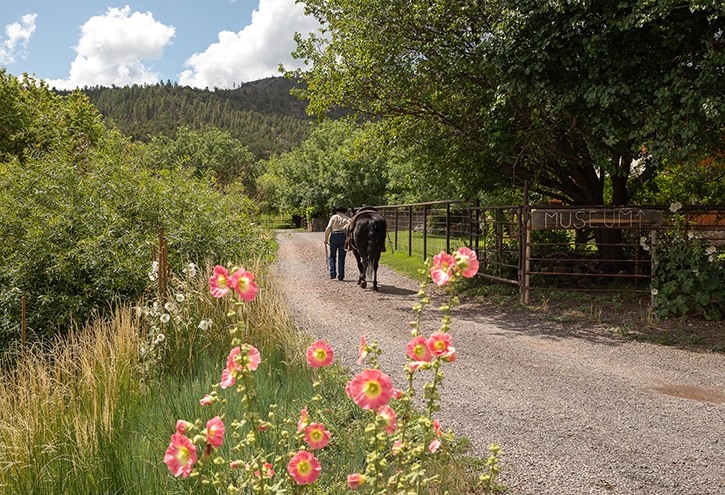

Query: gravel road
[273,230,725,495]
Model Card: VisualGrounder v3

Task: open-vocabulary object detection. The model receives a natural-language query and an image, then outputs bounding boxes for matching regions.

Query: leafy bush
[653,210,725,320]
[0,72,273,348]
[0,147,272,347]
[147,126,257,191]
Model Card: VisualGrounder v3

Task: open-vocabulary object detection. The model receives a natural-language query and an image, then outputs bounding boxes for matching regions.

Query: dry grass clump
[0,307,140,489]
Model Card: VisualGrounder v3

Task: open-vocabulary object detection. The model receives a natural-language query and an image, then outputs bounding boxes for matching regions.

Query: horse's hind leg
[372,257,379,291]
[359,259,367,289]
[354,251,366,288]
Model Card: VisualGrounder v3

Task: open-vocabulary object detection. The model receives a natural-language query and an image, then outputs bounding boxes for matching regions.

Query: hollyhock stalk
[363,411,387,493]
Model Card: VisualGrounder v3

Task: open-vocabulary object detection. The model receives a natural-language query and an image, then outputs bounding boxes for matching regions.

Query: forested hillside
[65,77,314,160]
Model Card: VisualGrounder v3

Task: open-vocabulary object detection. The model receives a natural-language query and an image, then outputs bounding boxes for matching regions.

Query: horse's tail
[365,217,385,278]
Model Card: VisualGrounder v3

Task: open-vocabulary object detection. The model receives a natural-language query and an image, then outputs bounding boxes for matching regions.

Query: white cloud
[47,6,175,90]
[0,13,37,64]
[178,0,320,89]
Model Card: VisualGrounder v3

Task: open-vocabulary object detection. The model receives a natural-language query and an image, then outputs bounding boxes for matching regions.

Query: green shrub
[0,72,274,349]
[653,210,725,320]
[0,147,273,347]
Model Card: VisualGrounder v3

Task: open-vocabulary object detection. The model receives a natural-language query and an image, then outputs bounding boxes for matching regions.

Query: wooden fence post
[21,296,26,359]
[158,226,168,304]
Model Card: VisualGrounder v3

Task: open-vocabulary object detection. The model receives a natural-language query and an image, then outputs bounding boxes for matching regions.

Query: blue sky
[0,1,320,90]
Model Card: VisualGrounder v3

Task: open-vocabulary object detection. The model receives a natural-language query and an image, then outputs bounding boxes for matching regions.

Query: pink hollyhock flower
[164,433,197,478]
[392,389,403,400]
[220,347,241,389]
[287,450,321,485]
[392,440,403,456]
[345,380,354,398]
[199,394,213,406]
[357,335,369,365]
[205,416,225,448]
[406,336,432,362]
[306,340,334,368]
[434,419,442,435]
[429,419,444,452]
[245,345,261,371]
[407,361,430,372]
[441,347,457,362]
[229,460,244,469]
[297,406,309,433]
[430,251,456,286]
[255,462,274,478]
[220,367,235,389]
[347,473,367,489]
[304,423,331,450]
[231,268,258,301]
[377,405,398,434]
[220,345,261,389]
[176,420,191,435]
[455,247,480,278]
[209,265,232,298]
[347,369,394,410]
[427,332,453,357]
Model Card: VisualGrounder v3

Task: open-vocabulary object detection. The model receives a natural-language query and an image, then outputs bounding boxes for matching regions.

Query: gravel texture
[273,230,725,495]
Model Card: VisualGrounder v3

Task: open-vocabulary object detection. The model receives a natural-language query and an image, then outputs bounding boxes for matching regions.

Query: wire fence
[374,200,725,305]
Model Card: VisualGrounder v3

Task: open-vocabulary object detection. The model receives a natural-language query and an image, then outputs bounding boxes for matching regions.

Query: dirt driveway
[274,230,725,495]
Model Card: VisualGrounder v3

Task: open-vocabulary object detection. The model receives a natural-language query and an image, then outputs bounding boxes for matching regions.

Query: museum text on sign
[530,208,663,230]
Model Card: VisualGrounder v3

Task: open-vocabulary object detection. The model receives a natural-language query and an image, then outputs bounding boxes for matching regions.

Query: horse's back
[349,210,386,252]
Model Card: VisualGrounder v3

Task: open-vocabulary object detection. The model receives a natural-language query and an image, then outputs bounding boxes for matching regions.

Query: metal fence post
[423,204,428,261]
[473,198,480,252]
[651,228,657,308]
[408,206,412,257]
[521,180,530,304]
[446,202,451,253]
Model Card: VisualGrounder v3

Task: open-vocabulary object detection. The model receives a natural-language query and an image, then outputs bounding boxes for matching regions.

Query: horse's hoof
[360,281,367,289]
[373,285,378,292]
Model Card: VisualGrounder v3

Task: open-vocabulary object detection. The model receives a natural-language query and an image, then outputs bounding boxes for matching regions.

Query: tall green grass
[0,264,366,494]
[0,263,485,494]
[0,307,141,493]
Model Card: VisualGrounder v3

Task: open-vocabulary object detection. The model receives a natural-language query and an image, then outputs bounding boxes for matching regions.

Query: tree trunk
[593,228,625,273]
[563,160,629,271]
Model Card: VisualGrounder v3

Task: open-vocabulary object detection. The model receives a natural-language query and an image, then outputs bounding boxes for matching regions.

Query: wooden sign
[530,208,663,230]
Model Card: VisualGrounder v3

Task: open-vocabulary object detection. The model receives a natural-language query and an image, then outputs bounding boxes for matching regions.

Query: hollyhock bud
[347,473,367,488]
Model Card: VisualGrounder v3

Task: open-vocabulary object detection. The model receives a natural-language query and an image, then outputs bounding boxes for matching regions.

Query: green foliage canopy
[0,71,273,347]
[148,125,257,191]
[259,120,389,216]
[289,0,725,206]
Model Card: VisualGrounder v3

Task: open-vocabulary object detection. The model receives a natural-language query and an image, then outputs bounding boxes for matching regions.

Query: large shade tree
[258,120,389,217]
[289,0,725,208]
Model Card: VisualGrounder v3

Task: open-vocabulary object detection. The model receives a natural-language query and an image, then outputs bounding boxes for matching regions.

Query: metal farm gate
[376,198,725,306]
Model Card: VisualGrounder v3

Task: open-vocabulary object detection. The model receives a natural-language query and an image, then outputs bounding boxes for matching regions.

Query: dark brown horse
[347,207,387,291]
